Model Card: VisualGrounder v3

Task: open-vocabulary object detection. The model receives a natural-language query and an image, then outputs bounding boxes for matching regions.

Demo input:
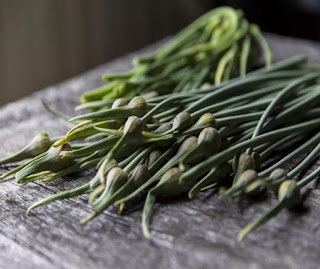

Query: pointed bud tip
[172,111,193,131]
[123,116,144,135]
[112,98,128,108]
[196,113,216,129]
[178,136,198,156]
[128,96,148,116]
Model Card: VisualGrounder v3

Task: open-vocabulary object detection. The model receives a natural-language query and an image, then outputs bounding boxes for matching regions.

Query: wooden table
[1,34,320,269]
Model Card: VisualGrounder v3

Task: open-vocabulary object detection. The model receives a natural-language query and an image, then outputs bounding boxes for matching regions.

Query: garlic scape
[231,153,256,184]
[146,150,162,167]
[41,150,107,183]
[16,144,75,183]
[69,96,147,122]
[54,119,123,146]
[0,133,52,165]
[221,169,258,200]
[183,113,216,135]
[238,179,301,241]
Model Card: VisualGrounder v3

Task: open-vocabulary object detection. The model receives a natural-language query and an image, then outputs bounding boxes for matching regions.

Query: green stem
[238,200,284,241]
[142,191,156,238]
[181,118,320,183]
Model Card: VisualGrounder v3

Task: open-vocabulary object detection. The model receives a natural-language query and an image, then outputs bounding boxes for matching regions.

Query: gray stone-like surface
[0,33,320,269]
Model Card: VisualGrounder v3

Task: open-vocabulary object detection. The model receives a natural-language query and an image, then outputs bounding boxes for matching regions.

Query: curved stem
[142,191,156,238]
[238,201,284,241]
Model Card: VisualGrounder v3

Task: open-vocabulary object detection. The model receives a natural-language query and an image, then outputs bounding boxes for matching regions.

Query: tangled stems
[114,136,199,205]
[0,133,52,165]
[238,134,320,240]
[2,50,320,241]
[238,180,300,241]
[259,132,320,177]
[180,118,320,184]
[185,71,306,113]
[27,160,119,213]
[238,164,320,241]
[79,6,271,106]
[246,71,320,154]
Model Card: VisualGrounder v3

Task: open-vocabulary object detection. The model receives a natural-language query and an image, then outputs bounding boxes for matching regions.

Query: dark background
[1,0,319,105]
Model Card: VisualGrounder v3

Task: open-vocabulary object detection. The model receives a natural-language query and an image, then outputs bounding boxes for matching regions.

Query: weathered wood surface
[1,34,320,269]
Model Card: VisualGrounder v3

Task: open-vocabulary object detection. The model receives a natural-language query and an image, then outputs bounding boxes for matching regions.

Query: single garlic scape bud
[245,176,269,195]
[155,167,185,196]
[123,116,144,136]
[0,133,52,165]
[238,179,301,241]
[236,170,258,189]
[268,168,288,192]
[105,167,129,194]
[142,167,185,238]
[221,169,258,200]
[94,116,144,137]
[15,143,75,183]
[99,159,118,185]
[232,153,255,184]
[172,112,193,132]
[69,96,147,122]
[185,113,216,135]
[130,164,151,188]
[111,98,128,108]
[198,127,221,156]
[147,150,162,167]
[197,113,216,128]
[127,96,148,117]
[278,180,301,208]
[177,136,198,157]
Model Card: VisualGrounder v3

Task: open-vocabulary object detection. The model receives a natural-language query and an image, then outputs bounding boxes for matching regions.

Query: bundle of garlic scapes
[78,6,271,111]
[1,54,320,240]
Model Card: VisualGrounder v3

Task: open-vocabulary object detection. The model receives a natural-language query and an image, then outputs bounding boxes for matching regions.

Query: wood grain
[0,34,320,269]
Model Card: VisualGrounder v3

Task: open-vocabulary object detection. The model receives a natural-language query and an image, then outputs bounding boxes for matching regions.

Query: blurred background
[1,0,320,106]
